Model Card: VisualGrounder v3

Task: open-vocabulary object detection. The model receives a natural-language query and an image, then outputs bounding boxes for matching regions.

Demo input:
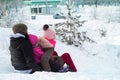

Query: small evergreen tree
[54,0,96,46]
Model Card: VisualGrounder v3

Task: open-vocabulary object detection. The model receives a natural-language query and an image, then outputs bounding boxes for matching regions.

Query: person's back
[10,33,31,70]
[28,34,44,63]
[9,23,42,73]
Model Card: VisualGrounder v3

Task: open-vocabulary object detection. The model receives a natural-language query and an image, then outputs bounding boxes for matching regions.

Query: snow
[0,5,120,80]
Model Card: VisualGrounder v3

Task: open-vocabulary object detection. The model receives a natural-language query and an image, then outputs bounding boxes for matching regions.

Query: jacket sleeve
[21,40,42,71]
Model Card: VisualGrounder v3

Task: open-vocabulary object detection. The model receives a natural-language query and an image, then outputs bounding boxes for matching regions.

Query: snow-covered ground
[0,6,120,80]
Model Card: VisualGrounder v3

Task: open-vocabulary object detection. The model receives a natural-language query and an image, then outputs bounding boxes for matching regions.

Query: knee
[61,53,70,59]
[63,53,70,57]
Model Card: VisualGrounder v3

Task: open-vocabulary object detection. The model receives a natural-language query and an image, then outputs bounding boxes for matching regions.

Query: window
[39,8,41,13]
[31,7,42,14]
[31,8,38,14]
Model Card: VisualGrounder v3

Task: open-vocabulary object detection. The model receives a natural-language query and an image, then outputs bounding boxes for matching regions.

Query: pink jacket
[38,36,53,48]
[45,38,56,47]
[28,34,44,63]
[43,28,56,40]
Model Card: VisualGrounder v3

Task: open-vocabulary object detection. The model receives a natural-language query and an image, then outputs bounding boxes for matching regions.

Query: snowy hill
[0,6,120,80]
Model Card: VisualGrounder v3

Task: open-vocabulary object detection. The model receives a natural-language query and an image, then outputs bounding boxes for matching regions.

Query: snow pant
[52,51,58,56]
[61,53,77,72]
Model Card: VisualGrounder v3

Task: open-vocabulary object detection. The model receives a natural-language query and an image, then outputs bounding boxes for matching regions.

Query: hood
[10,33,25,38]
[10,33,26,49]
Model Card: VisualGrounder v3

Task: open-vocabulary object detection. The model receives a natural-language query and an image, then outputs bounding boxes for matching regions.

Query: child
[42,24,77,72]
[42,24,57,56]
[9,23,42,74]
[29,35,77,72]
[42,24,56,47]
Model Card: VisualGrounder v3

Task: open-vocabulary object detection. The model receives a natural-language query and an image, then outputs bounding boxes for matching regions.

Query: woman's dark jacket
[9,35,42,71]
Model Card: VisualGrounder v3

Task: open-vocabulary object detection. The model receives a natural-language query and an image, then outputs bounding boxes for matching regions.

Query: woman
[9,23,42,73]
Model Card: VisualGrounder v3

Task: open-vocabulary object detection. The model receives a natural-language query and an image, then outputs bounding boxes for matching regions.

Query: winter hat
[43,24,49,31]
[12,23,27,34]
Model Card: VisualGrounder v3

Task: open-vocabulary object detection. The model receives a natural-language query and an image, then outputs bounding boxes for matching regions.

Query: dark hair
[12,23,27,34]
[43,24,49,31]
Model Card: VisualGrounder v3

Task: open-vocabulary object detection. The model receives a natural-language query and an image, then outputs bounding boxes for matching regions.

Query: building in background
[23,0,61,15]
